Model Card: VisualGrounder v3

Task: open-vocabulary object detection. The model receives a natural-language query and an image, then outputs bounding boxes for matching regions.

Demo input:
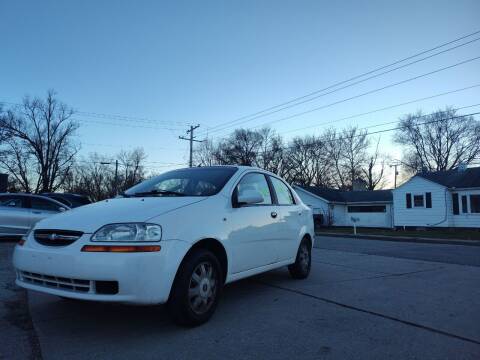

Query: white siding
[341,204,393,228]
[294,187,392,228]
[451,189,480,228]
[294,187,330,217]
[331,204,346,225]
[393,177,449,227]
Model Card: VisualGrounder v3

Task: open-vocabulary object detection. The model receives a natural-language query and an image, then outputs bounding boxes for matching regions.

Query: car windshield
[124,167,238,197]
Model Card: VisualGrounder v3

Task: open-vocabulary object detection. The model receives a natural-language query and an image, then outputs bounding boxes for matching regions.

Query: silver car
[0,193,70,238]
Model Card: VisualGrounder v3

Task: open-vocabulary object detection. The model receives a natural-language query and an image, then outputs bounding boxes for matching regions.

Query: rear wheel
[288,238,311,279]
[168,249,223,326]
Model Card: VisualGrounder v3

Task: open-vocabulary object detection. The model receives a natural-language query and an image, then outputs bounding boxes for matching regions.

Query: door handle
[271,211,277,219]
[32,211,41,214]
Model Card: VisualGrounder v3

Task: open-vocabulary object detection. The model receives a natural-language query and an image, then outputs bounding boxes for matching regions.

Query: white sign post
[351,217,359,235]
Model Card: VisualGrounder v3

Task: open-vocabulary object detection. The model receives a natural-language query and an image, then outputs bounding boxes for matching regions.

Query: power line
[76,160,187,167]
[277,84,480,135]
[74,118,182,131]
[200,29,480,134]
[81,142,186,152]
[278,110,480,151]
[208,55,480,136]
[0,101,190,127]
[74,111,190,127]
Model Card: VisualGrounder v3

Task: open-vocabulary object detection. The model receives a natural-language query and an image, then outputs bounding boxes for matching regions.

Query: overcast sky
[1,0,479,180]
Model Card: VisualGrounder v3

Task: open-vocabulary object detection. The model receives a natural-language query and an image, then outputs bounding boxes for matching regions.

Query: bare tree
[64,153,115,201]
[193,139,219,166]
[213,129,263,166]
[0,91,79,192]
[323,129,348,189]
[394,107,480,172]
[282,135,333,187]
[118,148,147,190]
[256,128,284,174]
[341,126,370,189]
[362,138,387,190]
[64,148,148,201]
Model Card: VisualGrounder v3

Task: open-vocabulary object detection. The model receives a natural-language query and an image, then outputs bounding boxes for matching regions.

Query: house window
[470,195,480,213]
[406,193,412,208]
[347,205,386,213]
[413,195,424,207]
[452,193,459,215]
[425,192,432,208]
[461,195,468,213]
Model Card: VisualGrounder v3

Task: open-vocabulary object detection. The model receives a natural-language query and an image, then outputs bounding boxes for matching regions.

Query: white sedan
[13,166,314,326]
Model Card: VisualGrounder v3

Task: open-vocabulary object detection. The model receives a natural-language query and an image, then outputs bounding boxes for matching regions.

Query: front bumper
[13,234,190,304]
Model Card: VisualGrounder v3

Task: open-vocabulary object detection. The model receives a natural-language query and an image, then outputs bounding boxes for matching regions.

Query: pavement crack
[256,280,480,346]
[312,260,390,275]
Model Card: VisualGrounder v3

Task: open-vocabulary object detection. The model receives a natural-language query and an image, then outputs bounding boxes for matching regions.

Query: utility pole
[114,159,119,194]
[179,124,202,167]
[389,162,400,188]
[100,160,119,194]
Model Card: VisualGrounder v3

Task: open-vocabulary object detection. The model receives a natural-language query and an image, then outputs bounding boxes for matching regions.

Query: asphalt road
[1,237,480,360]
[316,235,480,266]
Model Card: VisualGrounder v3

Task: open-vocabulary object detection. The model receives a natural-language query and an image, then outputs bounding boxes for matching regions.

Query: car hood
[34,196,207,233]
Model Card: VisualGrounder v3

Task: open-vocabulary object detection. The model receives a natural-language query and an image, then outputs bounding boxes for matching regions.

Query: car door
[227,172,280,274]
[28,196,64,227]
[0,195,32,236]
[268,176,302,261]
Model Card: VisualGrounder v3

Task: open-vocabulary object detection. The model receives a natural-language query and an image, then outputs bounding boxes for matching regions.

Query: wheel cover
[188,261,217,315]
[299,244,310,271]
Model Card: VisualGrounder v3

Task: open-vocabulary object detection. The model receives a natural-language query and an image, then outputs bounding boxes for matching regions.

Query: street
[2,236,480,359]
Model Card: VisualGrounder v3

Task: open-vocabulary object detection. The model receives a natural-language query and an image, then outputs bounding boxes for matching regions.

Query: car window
[125,167,238,197]
[236,173,272,205]
[30,197,61,212]
[0,196,23,208]
[48,196,72,207]
[270,177,295,205]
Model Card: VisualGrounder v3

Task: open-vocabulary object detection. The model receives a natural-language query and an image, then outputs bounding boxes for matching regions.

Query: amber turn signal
[17,239,26,246]
[81,245,161,253]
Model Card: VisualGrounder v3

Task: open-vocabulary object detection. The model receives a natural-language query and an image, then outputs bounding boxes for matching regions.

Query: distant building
[392,167,480,228]
[293,185,393,228]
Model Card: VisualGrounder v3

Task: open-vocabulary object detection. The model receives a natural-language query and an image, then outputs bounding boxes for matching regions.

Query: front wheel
[168,249,223,326]
[288,238,311,279]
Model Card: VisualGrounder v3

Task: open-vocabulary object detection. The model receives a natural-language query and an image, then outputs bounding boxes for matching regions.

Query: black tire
[168,249,223,326]
[288,237,311,279]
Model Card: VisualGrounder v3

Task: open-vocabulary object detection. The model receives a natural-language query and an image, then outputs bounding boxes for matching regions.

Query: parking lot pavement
[2,239,480,360]
[0,243,41,360]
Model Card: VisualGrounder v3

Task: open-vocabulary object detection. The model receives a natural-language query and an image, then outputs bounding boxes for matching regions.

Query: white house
[293,186,393,228]
[392,167,480,228]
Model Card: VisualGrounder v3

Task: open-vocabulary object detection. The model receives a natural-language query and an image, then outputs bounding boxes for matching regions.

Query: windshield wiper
[132,190,186,197]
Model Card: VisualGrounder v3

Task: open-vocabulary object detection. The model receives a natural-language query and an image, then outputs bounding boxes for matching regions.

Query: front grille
[19,271,92,293]
[34,229,83,246]
[18,271,120,295]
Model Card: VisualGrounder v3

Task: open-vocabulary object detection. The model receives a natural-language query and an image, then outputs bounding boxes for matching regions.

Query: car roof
[0,193,71,208]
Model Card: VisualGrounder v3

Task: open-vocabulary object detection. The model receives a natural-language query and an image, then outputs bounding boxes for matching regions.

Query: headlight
[91,223,162,242]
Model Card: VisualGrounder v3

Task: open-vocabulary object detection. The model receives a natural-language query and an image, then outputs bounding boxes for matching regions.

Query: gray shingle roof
[418,167,480,188]
[296,186,392,203]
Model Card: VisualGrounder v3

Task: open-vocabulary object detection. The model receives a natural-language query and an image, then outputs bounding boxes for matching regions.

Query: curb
[315,232,480,247]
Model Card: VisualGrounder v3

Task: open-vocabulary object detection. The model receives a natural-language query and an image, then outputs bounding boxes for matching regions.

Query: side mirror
[237,189,264,206]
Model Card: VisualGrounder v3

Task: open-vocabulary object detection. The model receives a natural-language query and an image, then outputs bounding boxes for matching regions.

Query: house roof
[296,186,392,203]
[417,167,480,188]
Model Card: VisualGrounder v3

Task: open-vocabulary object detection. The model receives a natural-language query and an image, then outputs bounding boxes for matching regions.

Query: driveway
[2,236,480,359]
